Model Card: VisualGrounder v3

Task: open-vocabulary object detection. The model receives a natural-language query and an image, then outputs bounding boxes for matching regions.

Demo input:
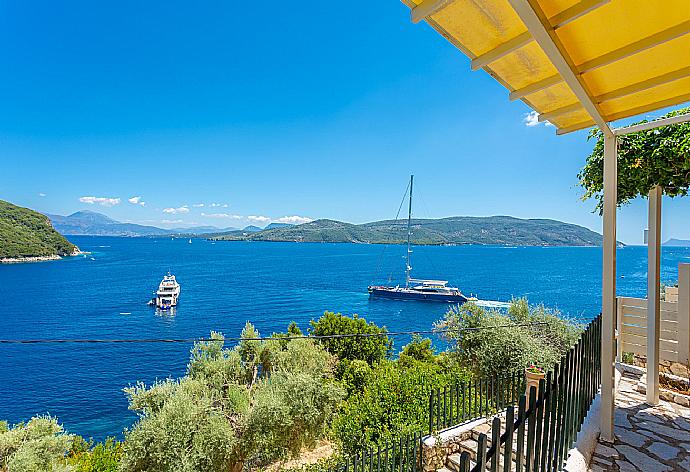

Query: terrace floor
[589,370,690,471]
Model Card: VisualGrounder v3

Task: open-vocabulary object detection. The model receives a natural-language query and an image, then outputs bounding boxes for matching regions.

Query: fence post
[443,386,448,429]
[678,263,690,365]
[476,433,488,471]
[503,405,514,472]
[533,379,545,471]
[490,416,500,472]
[459,451,471,472]
[546,364,559,472]
[515,395,526,472]
[525,386,537,471]
[428,391,434,434]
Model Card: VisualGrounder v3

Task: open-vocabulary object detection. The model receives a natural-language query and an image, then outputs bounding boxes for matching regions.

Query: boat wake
[473,299,511,309]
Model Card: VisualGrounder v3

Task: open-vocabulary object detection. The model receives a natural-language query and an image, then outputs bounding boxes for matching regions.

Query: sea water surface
[1,237,689,440]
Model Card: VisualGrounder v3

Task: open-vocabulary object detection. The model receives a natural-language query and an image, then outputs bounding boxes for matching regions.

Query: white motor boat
[151,273,180,309]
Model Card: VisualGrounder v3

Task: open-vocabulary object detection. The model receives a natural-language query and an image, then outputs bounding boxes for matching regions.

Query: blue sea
[1,237,689,440]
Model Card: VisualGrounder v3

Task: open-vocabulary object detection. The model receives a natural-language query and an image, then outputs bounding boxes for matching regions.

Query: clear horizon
[1,1,688,245]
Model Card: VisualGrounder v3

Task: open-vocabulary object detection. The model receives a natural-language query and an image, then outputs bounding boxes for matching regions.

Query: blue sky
[1,1,688,243]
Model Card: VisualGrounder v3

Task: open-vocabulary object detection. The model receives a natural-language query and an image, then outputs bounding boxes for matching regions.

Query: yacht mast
[405,175,413,288]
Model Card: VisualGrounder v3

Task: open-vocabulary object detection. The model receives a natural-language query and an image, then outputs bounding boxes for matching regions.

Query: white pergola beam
[538,102,581,122]
[470,0,610,70]
[510,74,561,101]
[510,20,690,101]
[600,134,618,442]
[472,32,531,71]
[472,0,609,71]
[411,0,458,24]
[507,0,612,136]
[597,65,690,104]
[647,186,662,405]
[577,20,690,74]
[540,66,690,122]
[614,111,690,136]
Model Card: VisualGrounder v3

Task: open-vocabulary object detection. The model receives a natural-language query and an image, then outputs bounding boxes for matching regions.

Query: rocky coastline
[0,248,83,264]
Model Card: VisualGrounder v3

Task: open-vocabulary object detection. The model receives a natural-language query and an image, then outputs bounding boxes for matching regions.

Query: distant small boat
[149,272,180,309]
[188,238,192,244]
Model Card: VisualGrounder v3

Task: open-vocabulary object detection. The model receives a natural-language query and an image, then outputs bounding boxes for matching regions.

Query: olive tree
[119,323,344,472]
[0,416,74,472]
[435,299,581,378]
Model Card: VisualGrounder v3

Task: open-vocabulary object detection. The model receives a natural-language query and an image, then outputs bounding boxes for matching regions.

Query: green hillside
[0,200,77,258]
[211,216,605,246]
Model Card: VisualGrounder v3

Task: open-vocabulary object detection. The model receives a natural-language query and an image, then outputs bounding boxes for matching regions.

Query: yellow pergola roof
[403,0,690,134]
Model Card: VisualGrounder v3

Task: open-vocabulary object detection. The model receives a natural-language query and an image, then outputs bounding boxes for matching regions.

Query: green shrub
[332,358,467,454]
[340,360,372,395]
[622,351,634,365]
[67,438,122,472]
[0,416,74,472]
[120,323,344,472]
[436,298,582,378]
[309,312,392,372]
[398,335,435,367]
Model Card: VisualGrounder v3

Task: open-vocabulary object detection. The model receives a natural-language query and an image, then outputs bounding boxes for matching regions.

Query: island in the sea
[209,216,607,247]
[0,200,79,263]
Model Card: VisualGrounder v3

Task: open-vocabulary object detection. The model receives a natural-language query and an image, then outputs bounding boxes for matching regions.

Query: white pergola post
[647,186,662,404]
[600,133,617,442]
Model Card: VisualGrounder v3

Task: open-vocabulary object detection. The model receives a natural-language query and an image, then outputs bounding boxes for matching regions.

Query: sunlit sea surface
[1,236,688,439]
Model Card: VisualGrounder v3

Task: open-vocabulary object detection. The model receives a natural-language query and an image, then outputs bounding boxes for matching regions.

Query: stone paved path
[589,371,690,471]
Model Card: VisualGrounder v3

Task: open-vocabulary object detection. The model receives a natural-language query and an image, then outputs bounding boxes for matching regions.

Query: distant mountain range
[31,210,622,246]
[45,211,292,237]
[665,238,690,247]
[210,216,609,247]
[47,211,172,236]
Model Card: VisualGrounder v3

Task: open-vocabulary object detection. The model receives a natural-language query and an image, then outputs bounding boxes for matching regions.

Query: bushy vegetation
[436,299,582,378]
[332,352,465,454]
[0,416,74,472]
[2,301,586,471]
[309,311,392,376]
[0,200,76,259]
[578,107,690,214]
[67,439,122,472]
[119,323,344,472]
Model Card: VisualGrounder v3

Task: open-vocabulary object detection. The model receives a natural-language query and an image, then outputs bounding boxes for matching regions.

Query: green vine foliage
[578,107,690,214]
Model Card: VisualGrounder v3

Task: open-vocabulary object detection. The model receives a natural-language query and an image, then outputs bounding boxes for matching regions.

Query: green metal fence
[326,431,424,472]
[428,371,525,434]
[456,314,602,472]
[327,315,601,472]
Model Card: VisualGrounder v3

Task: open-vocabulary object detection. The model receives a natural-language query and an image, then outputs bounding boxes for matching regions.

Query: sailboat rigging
[368,175,475,303]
